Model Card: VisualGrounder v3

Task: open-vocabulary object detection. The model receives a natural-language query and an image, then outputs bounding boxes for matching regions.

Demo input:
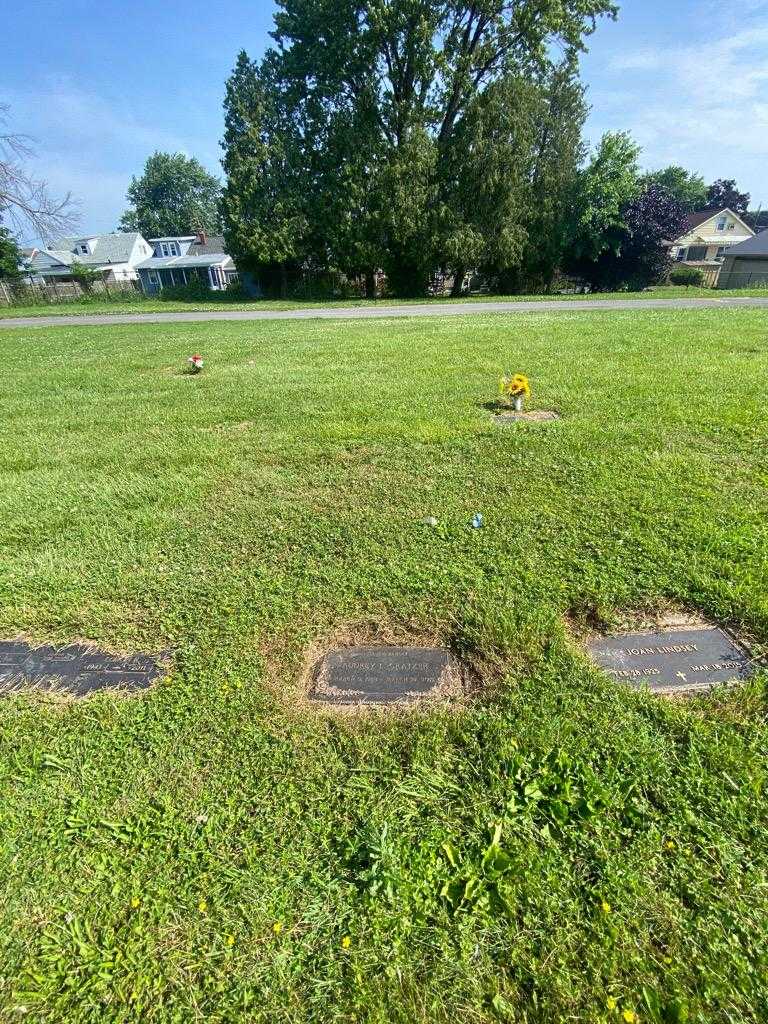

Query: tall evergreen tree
[221,52,314,295]
[490,61,588,293]
[440,73,539,295]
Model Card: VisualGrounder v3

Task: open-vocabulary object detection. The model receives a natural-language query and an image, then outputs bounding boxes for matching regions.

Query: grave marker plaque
[494,410,560,423]
[588,626,754,694]
[0,641,165,697]
[311,646,452,704]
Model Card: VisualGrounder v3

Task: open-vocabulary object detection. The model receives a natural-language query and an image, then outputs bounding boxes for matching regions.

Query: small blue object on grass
[471,513,484,529]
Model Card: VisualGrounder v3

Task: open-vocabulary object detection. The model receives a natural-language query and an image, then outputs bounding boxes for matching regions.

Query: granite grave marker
[588,626,754,695]
[311,646,452,704]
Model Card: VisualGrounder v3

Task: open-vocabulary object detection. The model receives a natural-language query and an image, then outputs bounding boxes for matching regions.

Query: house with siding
[668,209,754,268]
[136,232,237,294]
[29,233,153,283]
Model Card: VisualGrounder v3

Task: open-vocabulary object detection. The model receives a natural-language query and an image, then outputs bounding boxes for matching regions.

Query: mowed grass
[1,309,767,1023]
[1,285,767,319]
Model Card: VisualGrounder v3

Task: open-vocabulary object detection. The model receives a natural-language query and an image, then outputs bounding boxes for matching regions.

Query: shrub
[159,278,251,303]
[669,265,704,287]
[158,278,213,302]
[70,261,103,293]
[225,279,244,298]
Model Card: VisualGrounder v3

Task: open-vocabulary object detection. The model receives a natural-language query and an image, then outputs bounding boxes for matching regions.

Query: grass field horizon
[1,309,767,1022]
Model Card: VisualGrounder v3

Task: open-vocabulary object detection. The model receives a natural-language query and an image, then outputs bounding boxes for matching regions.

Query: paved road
[1,296,767,329]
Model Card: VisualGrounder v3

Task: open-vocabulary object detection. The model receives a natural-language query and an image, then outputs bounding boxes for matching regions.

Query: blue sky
[3,0,767,242]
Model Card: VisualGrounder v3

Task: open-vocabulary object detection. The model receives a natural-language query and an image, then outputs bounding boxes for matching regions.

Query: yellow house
[669,208,754,268]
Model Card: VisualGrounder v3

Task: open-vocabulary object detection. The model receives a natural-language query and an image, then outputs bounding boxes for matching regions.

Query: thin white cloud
[4,76,195,170]
[608,24,768,80]
[607,50,662,71]
[704,0,768,14]
[3,77,220,241]
[587,10,768,201]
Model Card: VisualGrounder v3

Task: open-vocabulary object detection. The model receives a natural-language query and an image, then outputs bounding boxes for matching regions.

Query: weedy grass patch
[0,309,767,1022]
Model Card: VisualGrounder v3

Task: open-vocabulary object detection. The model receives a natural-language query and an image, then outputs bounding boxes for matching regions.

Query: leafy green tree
[0,224,23,280]
[641,165,707,211]
[220,0,618,296]
[705,178,750,216]
[567,132,641,267]
[119,152,221,238]
[483,61,588,294]
[570,183,686,291]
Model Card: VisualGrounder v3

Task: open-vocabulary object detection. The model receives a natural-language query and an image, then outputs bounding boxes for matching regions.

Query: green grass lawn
[1,285,767,319]
[1,309,767,1023]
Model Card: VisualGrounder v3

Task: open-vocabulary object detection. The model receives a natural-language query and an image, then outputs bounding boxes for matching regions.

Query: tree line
[216,0,758,297]
[0,1,762,293]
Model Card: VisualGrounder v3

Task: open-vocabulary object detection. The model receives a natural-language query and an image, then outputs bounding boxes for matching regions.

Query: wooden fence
[0,279,143,306]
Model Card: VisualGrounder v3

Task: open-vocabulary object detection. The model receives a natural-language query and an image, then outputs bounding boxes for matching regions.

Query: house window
[716,218,727,231]
[78,244,89,254]
[160,241,179,257]
[715,246,726,260]
[675,247,687,261]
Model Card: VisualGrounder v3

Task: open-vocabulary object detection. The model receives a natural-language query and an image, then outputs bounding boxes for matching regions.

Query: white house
[29,232,153,283]
[669,209,754,267]
[136,232,237,294]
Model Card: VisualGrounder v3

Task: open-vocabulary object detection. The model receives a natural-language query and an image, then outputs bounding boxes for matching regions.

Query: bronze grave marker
[588,627,754,695]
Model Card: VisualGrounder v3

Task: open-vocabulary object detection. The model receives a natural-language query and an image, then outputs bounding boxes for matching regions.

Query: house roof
[137,253,233,270]
[47,232,142,265]
[186,235,228,256]
[678,208,753,236]
[682,210,719,232]
[723,229,768,258]
[36,249,77,267]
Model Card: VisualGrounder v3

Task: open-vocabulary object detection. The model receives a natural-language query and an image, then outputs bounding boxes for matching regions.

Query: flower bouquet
[187,354,204,374]
[499,372,530,412]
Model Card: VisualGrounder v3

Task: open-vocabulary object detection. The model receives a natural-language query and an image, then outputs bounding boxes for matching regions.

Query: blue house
[136,232,238,294]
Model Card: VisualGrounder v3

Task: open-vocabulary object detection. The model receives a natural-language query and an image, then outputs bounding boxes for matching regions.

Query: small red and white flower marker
[187,354,204,373]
